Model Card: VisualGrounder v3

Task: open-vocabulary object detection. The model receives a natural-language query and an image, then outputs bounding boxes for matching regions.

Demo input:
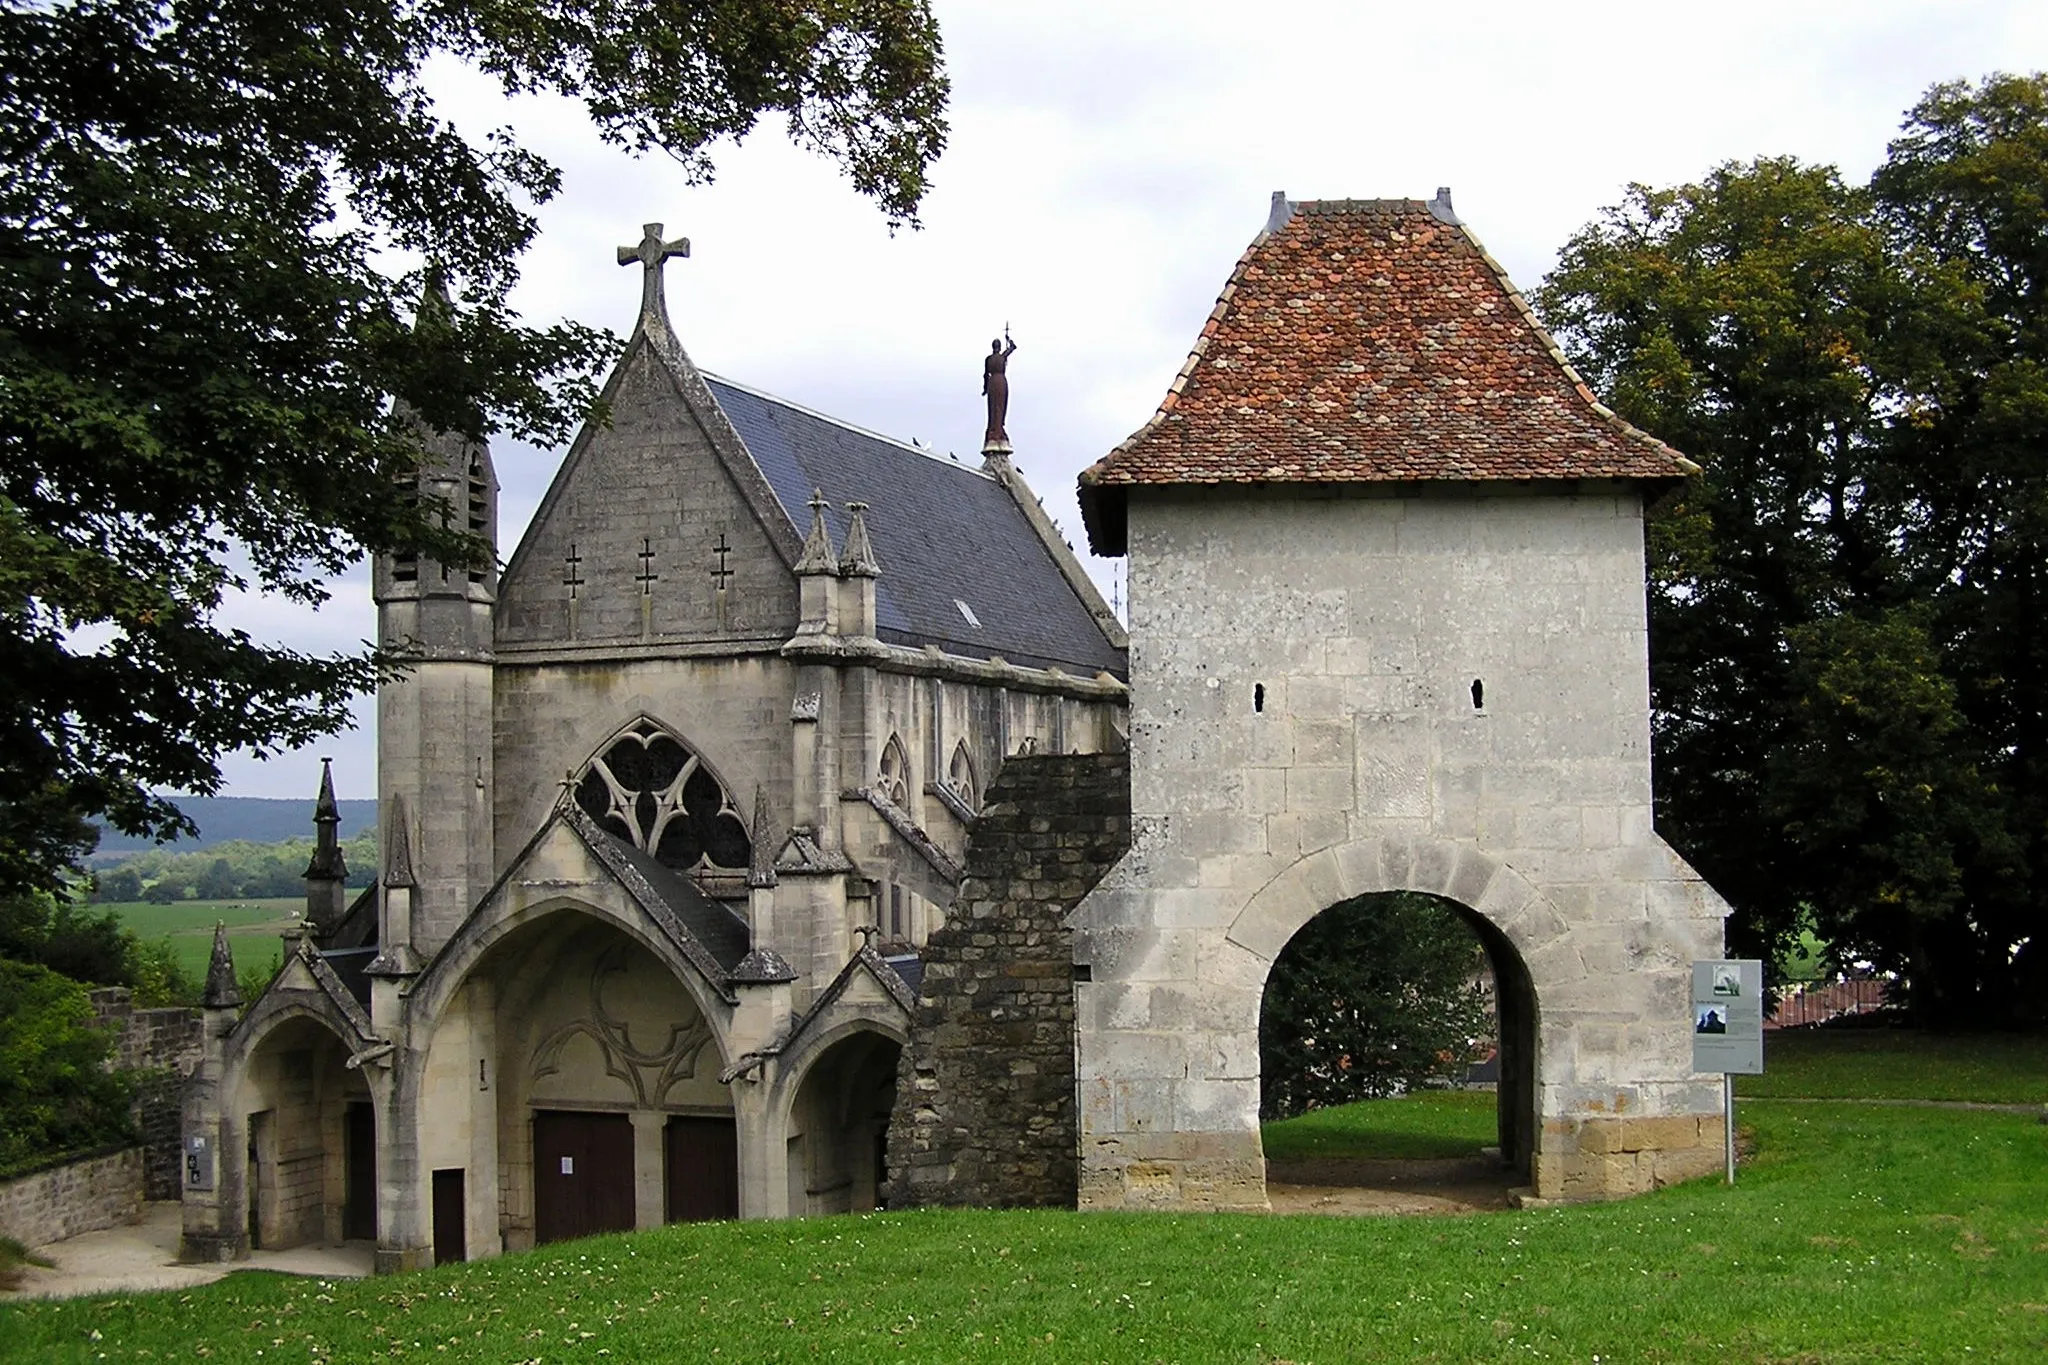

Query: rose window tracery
[574,720,750,872]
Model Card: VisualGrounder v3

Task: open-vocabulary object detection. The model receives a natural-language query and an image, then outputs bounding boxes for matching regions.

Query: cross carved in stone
[616,222,690,326]
[636,538,658,596]
[562,543,584,600]
[711,533,734,590]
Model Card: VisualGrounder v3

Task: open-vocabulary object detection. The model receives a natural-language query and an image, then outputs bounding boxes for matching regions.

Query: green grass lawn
[1262,1089,1498,1160]
[1741,1028,2048,1105]
[4,1101,2045,1362]
[100,898,299,983]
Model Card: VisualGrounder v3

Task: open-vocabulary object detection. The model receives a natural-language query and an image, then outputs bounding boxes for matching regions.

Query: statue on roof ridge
[982,328,1018,454]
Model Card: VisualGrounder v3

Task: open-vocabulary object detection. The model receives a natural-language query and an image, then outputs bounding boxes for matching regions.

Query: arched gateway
[1069,191,1731,1208]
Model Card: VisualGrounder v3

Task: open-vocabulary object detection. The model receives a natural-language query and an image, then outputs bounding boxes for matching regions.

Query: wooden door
[664,1116,739,1223]
[431,1169,466,1265]
[533,1111,636,1245]
[343,1102,377,1240]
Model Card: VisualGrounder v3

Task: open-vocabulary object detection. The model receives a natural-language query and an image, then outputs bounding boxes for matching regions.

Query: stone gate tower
[1072,191,1732,1208]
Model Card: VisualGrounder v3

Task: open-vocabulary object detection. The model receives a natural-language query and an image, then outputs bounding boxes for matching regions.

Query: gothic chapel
[180,226,1129,1268]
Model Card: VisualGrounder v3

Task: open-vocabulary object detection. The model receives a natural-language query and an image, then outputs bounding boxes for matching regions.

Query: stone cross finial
[616,222,690,327]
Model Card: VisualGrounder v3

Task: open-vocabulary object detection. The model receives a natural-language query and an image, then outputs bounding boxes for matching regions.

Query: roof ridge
[703,371,990,477]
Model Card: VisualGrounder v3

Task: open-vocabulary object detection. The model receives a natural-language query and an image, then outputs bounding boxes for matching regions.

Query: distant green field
[101,898,299,983]
[1740,1028,2048,1105]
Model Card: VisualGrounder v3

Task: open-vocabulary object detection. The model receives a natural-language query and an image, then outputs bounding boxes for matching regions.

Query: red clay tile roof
[1078,194,1697,554]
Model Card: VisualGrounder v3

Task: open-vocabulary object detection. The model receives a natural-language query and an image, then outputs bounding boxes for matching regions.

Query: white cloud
[211,0,2048,797]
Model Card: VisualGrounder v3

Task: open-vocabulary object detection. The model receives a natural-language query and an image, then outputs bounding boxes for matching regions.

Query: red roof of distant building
[1078,193,1696,554]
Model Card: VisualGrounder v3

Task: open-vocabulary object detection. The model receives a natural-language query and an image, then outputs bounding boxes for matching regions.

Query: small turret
[371,277,499,957]
[792,490,840,639]
[302,757,348,938]
[838,501,881,638]
[202,922,241,1011]
[366,793,422,980]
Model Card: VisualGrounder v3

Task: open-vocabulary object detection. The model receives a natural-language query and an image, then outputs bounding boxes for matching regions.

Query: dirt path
[1264,1154,1518,1216]
[5,1202,374,1301]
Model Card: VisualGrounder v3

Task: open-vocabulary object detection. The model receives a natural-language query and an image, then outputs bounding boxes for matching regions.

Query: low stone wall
[90,989,205,1200]
[0,1148,143,1247]
[885,751,1131,1209]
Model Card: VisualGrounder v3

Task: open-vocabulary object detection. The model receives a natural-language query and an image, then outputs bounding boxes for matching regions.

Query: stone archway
[231,1013,378,1252]
[416,906,739,1254]
[1255,887,1538,1181]
[781,1028,903,1217]
[1230,838,1560,1184]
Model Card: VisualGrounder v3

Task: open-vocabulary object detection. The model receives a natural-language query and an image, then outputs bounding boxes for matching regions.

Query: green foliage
[0,891,133,985]
[0,0,949,897]
[91,831,379,901]
[124,934,198,1008]
[1536,73,2048,1024]
[1258,892,1494,1119]
[5,1103,2046,1361]
[237,949,282,1011]
[0,959,134,1177]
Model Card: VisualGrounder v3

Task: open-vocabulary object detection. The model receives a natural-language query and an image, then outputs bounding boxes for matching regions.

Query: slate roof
[706,376,1127,679]
[1079,195,1697,555]
[599,824,754,974]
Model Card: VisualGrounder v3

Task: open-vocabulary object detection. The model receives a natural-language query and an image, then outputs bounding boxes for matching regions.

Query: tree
[91,867,142,903]
[1535,74,2048,1024]
[1258,892,1494,1120]
[0,959,134,1175]
[0,0,949,895]
[0,891,135,985]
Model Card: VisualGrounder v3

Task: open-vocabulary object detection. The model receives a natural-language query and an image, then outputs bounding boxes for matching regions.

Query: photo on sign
[1695,1005,1729,1034]
[1712,966,1741,997]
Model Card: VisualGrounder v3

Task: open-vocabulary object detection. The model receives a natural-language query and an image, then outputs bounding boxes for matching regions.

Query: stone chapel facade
[178,229,1128,1269]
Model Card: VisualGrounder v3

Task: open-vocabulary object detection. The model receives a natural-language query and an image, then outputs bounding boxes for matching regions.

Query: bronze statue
[982,330,1018,450]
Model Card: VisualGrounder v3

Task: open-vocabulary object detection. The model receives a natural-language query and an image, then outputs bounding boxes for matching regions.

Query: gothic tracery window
[946,740,979,811]
[876,734,910,807]
[574,720,750,873]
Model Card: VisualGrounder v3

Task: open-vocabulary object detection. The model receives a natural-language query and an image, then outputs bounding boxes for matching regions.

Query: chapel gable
[496,336,801,647]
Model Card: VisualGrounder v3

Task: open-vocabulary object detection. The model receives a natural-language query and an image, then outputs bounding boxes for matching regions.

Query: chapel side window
[946,740,979,812]
[574,720,751,873]
[876,734,911,807]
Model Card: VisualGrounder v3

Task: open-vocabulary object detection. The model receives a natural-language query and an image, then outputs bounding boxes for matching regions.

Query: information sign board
[1691,958,1764,1075]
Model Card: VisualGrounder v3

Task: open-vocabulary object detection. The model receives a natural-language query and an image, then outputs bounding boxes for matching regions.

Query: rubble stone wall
[91,989,205,1200]
[885,752,1130,1209]
[0,1148,142,1247]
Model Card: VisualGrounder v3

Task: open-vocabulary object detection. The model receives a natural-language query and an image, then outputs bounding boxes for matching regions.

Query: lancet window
[876,734,911,807]
[574,720,750,873]
[946,741,979,811]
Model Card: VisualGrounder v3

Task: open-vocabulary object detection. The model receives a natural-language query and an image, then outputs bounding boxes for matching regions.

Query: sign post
[1691,959,1764,1183]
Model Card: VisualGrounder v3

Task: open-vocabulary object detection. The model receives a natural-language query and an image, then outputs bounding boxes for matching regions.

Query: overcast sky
[214,0,2048,802]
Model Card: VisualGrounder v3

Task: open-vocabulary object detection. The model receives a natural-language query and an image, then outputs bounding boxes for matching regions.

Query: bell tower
[371,383,498,959]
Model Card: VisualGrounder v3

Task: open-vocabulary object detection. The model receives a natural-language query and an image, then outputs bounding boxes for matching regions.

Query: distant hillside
[91,796,379,858]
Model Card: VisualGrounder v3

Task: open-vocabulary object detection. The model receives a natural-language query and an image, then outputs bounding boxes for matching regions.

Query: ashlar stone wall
[1072,486,1729,1209]
[886,752,1130,1208]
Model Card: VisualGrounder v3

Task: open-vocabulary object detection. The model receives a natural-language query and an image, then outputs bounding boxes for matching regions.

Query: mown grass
[1740,1028,2048,1105]
[6,1101,2045,1363]
[99,899,300,983]
[1261,1089,1498,1161]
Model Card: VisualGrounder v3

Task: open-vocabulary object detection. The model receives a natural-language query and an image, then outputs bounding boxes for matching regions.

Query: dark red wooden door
[664,1116,739,1223]
[343,1102,377,1240]
[533,1111,636,1245]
